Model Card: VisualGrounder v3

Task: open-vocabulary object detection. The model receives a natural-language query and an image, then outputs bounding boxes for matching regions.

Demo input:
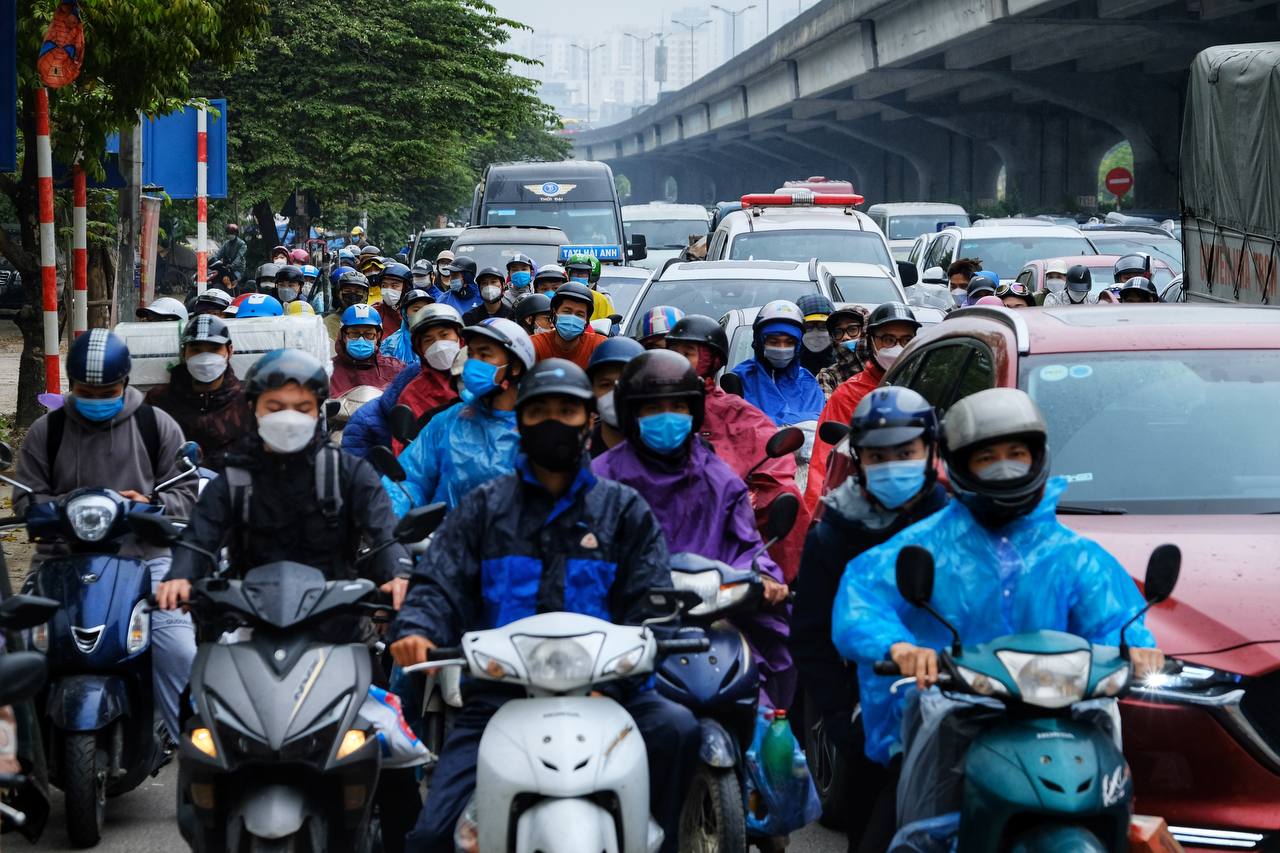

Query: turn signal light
[336,729,367,760]
[190,727,217,758]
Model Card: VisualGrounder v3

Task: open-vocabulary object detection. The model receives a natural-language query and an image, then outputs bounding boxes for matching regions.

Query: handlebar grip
[427,646,462,661]
[658,638,711,655]
[872,660,902,676]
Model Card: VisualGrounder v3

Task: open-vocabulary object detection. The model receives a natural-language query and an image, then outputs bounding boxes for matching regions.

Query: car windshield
[597,271,647,316]
[411,234,456,266]
[1021,350,1280,513]
[449,241,563,271]
[483,203,620,246]
[628,278,818,336]
[1086,236,1184,273]
[623,218,708,249]
[959,237,1096,279]
[729,230,892,266]
[886,214,971,240]
[831,275,901,304]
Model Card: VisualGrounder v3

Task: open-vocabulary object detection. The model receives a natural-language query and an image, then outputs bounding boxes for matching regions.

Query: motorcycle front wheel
[1009,823,1108,853]
[63,732,107,847]
[679,765,746,853]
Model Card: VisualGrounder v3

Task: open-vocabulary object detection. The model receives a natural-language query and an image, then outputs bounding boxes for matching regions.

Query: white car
[918,224,1097,282]
[865,202,970,261]
[822,262,907,312]
[621,202,711,271]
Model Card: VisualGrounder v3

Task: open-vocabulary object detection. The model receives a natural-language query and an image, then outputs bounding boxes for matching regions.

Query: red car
[819,304,1280,850]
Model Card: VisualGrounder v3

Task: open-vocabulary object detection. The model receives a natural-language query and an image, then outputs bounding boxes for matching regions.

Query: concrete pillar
[616,158,664,204]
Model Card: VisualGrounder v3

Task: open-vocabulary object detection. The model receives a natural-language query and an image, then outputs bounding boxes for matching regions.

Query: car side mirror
[763,493,800,543]
[627,233,648,261]
[897,261,919,287]
[178,441,203,469]
[389,404,420,445]
[1143,544,1181,604]
[818,421,850,446]
[324,399,342,421]
[128,512,182,546]
[922,266,947,285]
[0,441,12,472]
[394,502,446,543]
[719,372,744,398]
[895,545,935,606]
[0,594,59,630]
[368,445,408,483]
[766,427,805,459]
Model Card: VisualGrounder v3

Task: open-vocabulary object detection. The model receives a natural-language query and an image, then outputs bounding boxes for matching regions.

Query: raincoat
[342,363,457,458]
[592,439,795,707]
[387,400,518,514]
[730,355,825,427]
[831,478,1157,766]
[374,301,401,336]
[437,283,483,316]
[804,359,885,512]
[380,323,416,365]
[330,338,406,397]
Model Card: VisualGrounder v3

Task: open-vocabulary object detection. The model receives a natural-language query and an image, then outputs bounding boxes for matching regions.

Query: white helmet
[136,296,189,323]
[409,303,464,335]
[195,288,234,309]
[463,316,536,371]
[753,299,805,339]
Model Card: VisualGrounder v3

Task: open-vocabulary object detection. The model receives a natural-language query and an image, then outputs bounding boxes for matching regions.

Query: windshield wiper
[1057,505,1128,515]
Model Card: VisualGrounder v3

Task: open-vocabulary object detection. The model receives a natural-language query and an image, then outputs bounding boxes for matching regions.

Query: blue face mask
[842,340,860,353]
[555,314,587,341]
[76,395,125,423]
[346,338,376,360]
[638,412,693,455]
[460,358,502,404]
[510,271,532,289]
[863,459,928,509]
[449,278,465,293]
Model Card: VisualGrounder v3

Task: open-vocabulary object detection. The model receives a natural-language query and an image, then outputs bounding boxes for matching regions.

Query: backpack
[46,403,161,478]
[223,444,345,563]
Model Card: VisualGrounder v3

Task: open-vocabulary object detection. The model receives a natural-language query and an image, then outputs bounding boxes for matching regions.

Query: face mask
[346,338,376,360]
[802,330,831,353]
[841,340,860,354]
[1045,278,1066,294]
[273,256,287,265]
[763,345,794,369]
[383,288,402,307]
[864,459,928,509]
[449,278,464,293]
[76,395,124,423]
[413,275,431,288]
[570,275,590,285]
[424,339,460,371]
[437,264,451,276]
[556,314,586,341]
[460,358,502,403]
[1067,289,1089,304]
[186,352,227,384]
[875,344,903,370]
[976,459,1032,482]
[257,409,318,454]
[951,288,968,305]
[521,420,584,472]
[339,290,363,307]
[481,285,503,304]
[510,271,532,289]
[277,286,298,302]
[597,390,619,428]
[638,411,693,455]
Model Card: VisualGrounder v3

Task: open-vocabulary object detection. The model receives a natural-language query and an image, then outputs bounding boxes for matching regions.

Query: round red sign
[1105,167,1134,198]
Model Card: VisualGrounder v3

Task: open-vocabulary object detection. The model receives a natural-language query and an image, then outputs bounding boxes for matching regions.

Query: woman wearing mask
[462,267,516,326]
[815,305,869,398]
[504,253,537,300]
[330,303,406,396]
[436,256,483,315]
[376,262,413,334]
[728,299,826,427]
[380,288,435,365]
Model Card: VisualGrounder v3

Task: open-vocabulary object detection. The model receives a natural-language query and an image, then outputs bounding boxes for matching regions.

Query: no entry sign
[1106,167,1134,198]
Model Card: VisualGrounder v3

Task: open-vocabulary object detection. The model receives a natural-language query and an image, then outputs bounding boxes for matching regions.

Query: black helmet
[255,262,281,283]
[1065,264,1092,294]
[826,305,867,335]
[615,349,706,448]
[866,302,921,334]
[550,281,595,313]
[448,256,478,281]
[401,288,435,311]
[514,292,553,328]
[1113,253,1152,281]
[665,314,729,363]
[476,266,506,284]
[1118,275,1159,302]
[275,266,305,286]
[515,358,595,410]
[181,314,232,347]
[243,348,330,403]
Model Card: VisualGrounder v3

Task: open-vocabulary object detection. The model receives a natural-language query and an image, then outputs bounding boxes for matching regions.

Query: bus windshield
[484,203,620,246]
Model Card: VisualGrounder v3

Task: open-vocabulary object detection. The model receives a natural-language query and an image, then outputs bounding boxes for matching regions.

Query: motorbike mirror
[0,594,59,630]
[127,512,182,546]
[766,427,805,459]
[763,493,800,543]
[719,372,744,398]
[368,446,407,483]
[178,440,203,469]
[0,441,12,472]
[818,421,850,447]
[895,545,935,606]
[323,399,342,421]
[897,260,919,287]
[644,587,704,620]
[388,404,420,445]
[394,502,446,543]
[1143,543,1181,604]
[0,651,48,706]
[608,313,623,326]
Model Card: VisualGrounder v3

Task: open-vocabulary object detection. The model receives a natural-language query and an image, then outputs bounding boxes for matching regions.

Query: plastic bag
[742,709,822,837]
[889,812,960,853]
[358,684,433,769]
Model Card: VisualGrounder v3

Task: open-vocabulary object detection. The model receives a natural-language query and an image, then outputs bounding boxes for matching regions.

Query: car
[619,259,838,339]
[865,202,971,261]
[595,264,651,317]
[822,262,907,311]
[919,224,1098,281]
[905,232,940,273]
[621,203,710,271]
[819,304,1280,851]
[409,226,463,266]
[449,225,570,272]
[970,217,1062,228]
[1078,224,1184,273]
[1014,254,1177,298]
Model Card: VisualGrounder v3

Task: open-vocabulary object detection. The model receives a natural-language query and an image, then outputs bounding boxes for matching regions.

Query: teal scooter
[875,543,1180,853]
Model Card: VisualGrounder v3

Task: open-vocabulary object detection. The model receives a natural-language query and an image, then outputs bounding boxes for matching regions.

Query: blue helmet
[639,305,684,341]
[850,386,938,449]
[329,265,356,286]
[68,328,131,386]
[236,293,284,318]
[300,264,320,280]
[586,335,645,377]
[340,303,382,329]
[382,262,411,284]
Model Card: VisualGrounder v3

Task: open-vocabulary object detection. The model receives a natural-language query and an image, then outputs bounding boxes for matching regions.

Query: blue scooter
[2,440,201,847]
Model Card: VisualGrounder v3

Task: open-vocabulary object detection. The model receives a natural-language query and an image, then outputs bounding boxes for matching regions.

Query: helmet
[506,252,536,271]
[565,253,601,283]
[359,245,381,257]
[337,269,370,292]
[752,300,804,344]
[340,303,382,329]
[796,293,835,322]
[255,263,281,284]
[410,303,464,339]
[966,270,999,297]
[1114,253,1152,280]
[826,305,868,335]
[412,259,432,276]
[615,349,706,445]
[514,292,553,327]
[534,264,568,285]
[275,265,305,287]
[550,281,595,314]
[665,314,728,363]
[640,305,685,340]
[357,253,386,275]
[865,302,920,334]
[244,348,329,402]
[435,249,455,266]
[271,245,289,260]
[476,266,506,284]
[1118,275,1159,302]
[195,287,234,310]
[401,288,435,311]
[942,387,1050,527]
[330,265,357,287]
[1045,258,1069,277]
[448,256,478,281]
[515,358,595,409]
[236,293,284,318]
[301,264,319,281]
[136,296,189,322]
[586,335,645,377]
[181,314,232,347]
[850,386,937,449]
[338,248,357,263]
[289,248,309,265]
[974,295,1004,307]
[68,328,131,386]
[350,225,365,238]
[1065,264,1093,297]
[382,262,411,284]
[286,300,316,316]
[462,317,536,371]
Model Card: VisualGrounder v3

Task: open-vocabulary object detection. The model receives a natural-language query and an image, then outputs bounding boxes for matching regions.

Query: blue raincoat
[730,354,825,426]
[385,401,519,514]
[832,478,1157,765]
[380,325,417,365]
[437,284,483,316]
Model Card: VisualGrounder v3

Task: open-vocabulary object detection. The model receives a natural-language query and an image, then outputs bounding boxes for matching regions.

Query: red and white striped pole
[35,88,61,394]
[196,105,207,296]
[72,163,88,337]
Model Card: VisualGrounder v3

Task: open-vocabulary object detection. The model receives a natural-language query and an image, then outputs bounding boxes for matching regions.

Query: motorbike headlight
[66,494,119,542]
[336,729,367,760]
[995,650,1090,709]
[1092,666,1130,698]
[602,645,645,677]
[511,633,603,692]
[29,623,48,653]
[190,727,218,758]
[125,600,150,654]
[955,665,1010,698]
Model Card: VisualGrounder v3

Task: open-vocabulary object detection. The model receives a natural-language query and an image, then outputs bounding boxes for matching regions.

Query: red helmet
[289,248,310,265]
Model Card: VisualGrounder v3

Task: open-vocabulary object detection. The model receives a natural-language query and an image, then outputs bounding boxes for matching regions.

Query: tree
[0,0,269,426]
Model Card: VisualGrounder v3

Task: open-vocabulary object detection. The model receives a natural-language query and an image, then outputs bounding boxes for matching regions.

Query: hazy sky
[489,0,705,37]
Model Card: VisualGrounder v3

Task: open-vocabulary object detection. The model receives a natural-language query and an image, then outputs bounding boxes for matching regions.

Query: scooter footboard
[515,797,625,853]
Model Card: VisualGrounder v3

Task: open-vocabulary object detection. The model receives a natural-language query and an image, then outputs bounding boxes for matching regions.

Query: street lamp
[570,41,607,125]
[624,31,662,106]
[711,4,756,58]
[671,17,711,87]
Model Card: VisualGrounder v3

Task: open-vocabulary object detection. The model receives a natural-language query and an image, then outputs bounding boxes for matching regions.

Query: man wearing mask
[411,259,433,292]
[430,250,455,298]
[330,303,407,396]
[504,253,537,300]
[376,262,413,335]
[350,225,369,249]
[585,335,645,457]
[805,302,920,511]
[513,292,555,337]
[797,293,837,377]
[815,306,868,398]
[530,281,604,369]
[325,269,373,340]
[532,264,567,295]
[729,300,825,427]
[946,257,980,305]
[437,256,483,315]
[462,266,516,326]
[273,266,307,306]
[565,253,616,320]
[1043,264,1094,306]
[211,222,247,279]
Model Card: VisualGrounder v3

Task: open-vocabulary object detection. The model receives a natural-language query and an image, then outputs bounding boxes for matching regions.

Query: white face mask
[382,288,402,307]
[976,459,1032,482]
[597,390,619,428]
[424,339,461,371]
[1045,277,1066,294]
[257,409,318,454]
[480,285,503,304]
[875,344,903,369]
[186,352,227,384]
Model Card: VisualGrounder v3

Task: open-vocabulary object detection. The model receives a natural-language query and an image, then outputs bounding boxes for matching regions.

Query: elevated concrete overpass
[571,0,1280,211]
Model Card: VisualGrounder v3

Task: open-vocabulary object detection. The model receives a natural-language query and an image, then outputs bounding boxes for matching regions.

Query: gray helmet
[942,388,1050,528]
[181,314,232,347]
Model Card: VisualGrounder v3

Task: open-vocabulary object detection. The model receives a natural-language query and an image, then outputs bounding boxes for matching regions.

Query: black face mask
[520,419,585,472]
[339,290,364,307]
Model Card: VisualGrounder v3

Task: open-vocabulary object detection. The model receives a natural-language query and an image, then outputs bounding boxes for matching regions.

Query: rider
[389,318,534,513]
[965,270,999,304]
[805,302,921,511]
[513,291,554,336]
[1113,252,1153,286]
[815,305,869,398]
[273,265,307,306]
[729,299,825,427]
[461,266,515,326]
[1036,258,1070,305]
[504,252,537,300]
[144,315,250,473]
[592,350,796,708]
[325,268,373,338]
[996,282,1036,309]
[411,259,433,291]
[797,293,837,376]
[377,262,413,334]
[17,329,197,741]
[792,387,948,852]
[437,255,483,315]
[380,287,436,365]
[190,287,234,319]
[269,245,289,266]
[585,335,646,456]
[831,388,1164,848]
[1118,275,1160,303]
[233,292,284,319]
[330,303,406,396]
[430,250,455,297]
[136,297,189,324]
[530,281,604,369]
[565,252,615,320]
[211,222,247,279]
[388,358,697,853]
[532,263,567,296]
[350,225,368,249]
[1046,264,1093,306]
[637,305,684,349]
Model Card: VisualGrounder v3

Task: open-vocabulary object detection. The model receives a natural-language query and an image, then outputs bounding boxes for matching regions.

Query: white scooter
[406,598,707,853]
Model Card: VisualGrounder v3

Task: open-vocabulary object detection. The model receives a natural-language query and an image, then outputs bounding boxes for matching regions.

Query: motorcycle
[405,597,711,853]
[325,385,383,446]
[875,543,1181,853]
[0,593,59,839]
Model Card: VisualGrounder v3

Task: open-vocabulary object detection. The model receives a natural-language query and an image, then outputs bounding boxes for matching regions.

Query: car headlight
[1131,661,1243,701]
[66,494,119,542]
[670,569,751,616]
[1092,665,1130,698]
[955,665,1010,698]
[995,650,1090,709]
[125,599,150,654]
[511,633,603,692]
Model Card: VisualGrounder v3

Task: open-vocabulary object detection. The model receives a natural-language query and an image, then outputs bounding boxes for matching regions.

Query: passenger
[1118,275,1160,304]
[585,335,646,457]
[330,303,406,396]
[135,296,188,324]
[797,293,837,377]
[530,281,604,369]
[513,292,554,336]
[233,292,284,319]
[729,300,825,427]
[564,252,616,320]
[532,263,568,296]
[995,282,1035,309]
[273,266,307,306]
[947,257,981,304]
[411,259,433,292]
[965,270,999,304]
[1113,252,1153,286]
[436,256,483,315]
[637,305,684,349]
[377,262,413,335]
[1036,258,1069,305]
[380,287,437,365]
[190,287,234,319]
[815,306,869,398]
[1045,264,1095,306]
[430,250,455,299]
[461,266,515,326]
[326,268,372,340]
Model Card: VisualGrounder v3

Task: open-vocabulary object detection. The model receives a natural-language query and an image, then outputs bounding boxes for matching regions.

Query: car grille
[1240,670,1280,758]
[71,625,104,654]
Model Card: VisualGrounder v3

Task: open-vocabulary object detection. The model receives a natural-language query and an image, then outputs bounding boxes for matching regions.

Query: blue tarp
[0,0,15,173]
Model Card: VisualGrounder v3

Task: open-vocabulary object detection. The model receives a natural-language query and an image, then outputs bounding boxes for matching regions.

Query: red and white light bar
[741,191,865,208]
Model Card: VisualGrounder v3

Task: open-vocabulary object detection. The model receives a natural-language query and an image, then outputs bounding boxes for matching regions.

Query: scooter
[875,544,1182,853]
[1,440,202,847]
[0,593,59,839]
[405,596,711,853]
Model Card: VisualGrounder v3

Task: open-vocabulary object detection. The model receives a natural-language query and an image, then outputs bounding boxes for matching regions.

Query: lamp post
[624,31,662,106]
[711,4,756,58]
[671,17,711,87]
[570,41,607,125]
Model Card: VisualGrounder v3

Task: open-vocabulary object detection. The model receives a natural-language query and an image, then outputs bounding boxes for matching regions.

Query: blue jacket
[730,355,825,425]
[437,284,483,316]
[390,458,670,645]
[384,400,518,513]
[832,478,1157,765]
[380,326,417,365]
[343,364,418,459]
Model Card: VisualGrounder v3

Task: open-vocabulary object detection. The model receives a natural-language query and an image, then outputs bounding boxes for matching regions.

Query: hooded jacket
[380,324,416,365]
[804,359,885,512]
[342,363,456,458]
[832,478,1157,765]
[729,354,825,426]
[145,363,251,473]
[437,283,483,316]
[387,400,519,514]
[330,337,406,397]
[374,301,401,336]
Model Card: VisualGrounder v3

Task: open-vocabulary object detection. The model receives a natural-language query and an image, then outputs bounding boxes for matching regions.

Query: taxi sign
[560,244,622,262]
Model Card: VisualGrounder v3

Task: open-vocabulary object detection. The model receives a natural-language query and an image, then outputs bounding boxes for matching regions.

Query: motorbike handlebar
[657,638,711,655]
[426,646,463,662]
[873,660,901,676]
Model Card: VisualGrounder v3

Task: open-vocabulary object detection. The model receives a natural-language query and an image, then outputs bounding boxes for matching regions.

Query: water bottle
[761,708,796,790]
